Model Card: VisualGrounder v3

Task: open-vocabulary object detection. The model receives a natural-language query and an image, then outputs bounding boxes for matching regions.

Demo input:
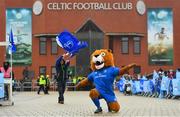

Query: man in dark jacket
[56,53,70,104]
[45,75,50,94]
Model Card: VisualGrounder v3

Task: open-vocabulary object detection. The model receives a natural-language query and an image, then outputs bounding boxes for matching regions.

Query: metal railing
[13,80,75,91]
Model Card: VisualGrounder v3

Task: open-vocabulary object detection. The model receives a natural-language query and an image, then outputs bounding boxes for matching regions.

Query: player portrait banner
[147,8,173,65]
[6,8,32,65]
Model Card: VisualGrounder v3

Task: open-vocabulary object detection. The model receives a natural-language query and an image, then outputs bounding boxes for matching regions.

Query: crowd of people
[116,68,180,99]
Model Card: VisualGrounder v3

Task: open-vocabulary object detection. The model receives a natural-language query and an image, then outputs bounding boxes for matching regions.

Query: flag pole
[10,47,13,104]
[9,28,14,105]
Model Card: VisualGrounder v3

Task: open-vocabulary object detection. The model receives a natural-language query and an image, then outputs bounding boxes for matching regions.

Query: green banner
[147,8,173,65]
[6,8,32,65]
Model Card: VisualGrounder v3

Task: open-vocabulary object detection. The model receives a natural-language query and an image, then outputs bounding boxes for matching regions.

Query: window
[121,37,129,54]
[134,66,141,74]
[39,37,47,55]
[109,36,114,52]
[133,37,141,54]
[39,66,46,76]
[51,38,58,54]
[51,66,56,80]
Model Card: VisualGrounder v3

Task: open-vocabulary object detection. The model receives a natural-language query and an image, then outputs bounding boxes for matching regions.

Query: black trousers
[57,80,66,102]
[37,85,45,94]
[4,85,9,100]
[45,86,49,94]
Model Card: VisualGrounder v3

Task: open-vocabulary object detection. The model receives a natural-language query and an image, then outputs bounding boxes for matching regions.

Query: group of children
[117,68,180,99]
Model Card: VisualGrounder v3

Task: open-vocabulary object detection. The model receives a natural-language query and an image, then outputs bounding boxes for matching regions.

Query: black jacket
[55,56,70,82]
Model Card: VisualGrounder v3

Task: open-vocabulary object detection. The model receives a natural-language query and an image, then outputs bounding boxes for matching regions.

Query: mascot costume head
[76,49,136,114]
[90,49,114,71]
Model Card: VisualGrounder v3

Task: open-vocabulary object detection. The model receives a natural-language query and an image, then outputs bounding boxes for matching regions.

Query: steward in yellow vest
[37,75,46,94]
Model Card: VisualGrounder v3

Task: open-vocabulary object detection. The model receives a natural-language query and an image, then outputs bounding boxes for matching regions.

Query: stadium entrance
[75,20,104,76]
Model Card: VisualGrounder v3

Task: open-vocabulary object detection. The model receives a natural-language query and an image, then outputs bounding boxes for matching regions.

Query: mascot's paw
[89,89,100,99]
[129,63,137,68]
[75,78,90,90]
[108,102,120,113]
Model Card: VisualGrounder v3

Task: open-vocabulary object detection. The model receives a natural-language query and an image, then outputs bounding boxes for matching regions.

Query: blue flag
[135,81,142,93]
[117,78,125,92]
[140,78,145,91]
[0,73,4,98]
[152,70,159,85]
[149,80,155,94]
[172,79,180,96]
[143,80,150,93]
[56,30,88,57]
[160,76,169,91]
[8,29,16,53]
[176,70,180,80]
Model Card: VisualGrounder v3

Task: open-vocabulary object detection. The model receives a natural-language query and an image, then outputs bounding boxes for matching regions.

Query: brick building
[0,0,180,80]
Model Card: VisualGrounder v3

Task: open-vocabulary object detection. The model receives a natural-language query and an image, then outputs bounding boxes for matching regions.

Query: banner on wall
[147,8,173,65]
[6,8,32,65]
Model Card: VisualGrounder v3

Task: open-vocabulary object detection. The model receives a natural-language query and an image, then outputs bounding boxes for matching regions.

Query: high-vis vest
[39,77,46,85]
[0,67,11,78]
[46,78,50,85]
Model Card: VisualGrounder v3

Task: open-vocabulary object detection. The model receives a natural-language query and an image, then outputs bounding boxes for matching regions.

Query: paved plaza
[0,91,180,117]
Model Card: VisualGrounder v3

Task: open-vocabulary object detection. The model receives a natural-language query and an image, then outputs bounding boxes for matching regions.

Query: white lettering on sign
[47,2,133,11]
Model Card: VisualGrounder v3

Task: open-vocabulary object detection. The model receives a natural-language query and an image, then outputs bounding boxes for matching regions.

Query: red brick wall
[0,0,6,67]
[0,0,180,79]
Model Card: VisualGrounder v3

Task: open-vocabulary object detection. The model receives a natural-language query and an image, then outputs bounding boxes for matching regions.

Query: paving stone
[0,91,180,117]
